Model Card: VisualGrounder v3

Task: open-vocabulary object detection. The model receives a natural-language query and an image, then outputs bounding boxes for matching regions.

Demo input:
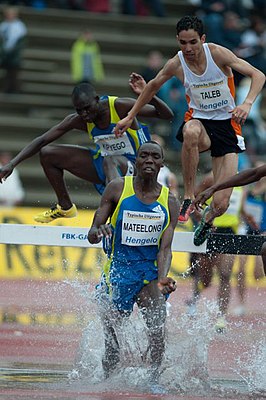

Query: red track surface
[0,279,265,399]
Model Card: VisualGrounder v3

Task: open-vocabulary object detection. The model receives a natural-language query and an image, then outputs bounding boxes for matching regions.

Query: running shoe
[193,206,212,246]
[215,316,227,333]
[178,199,193,223]
[34,204,77,223]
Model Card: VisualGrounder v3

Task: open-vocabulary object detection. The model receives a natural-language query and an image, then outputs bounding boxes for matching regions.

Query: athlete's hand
[193,188,214,211]
[129,72,146,95]
[158,277,176,295]
[229,102,252,125]
[114,115,134,137]
[88,224,113,244]
[0,163,14,183]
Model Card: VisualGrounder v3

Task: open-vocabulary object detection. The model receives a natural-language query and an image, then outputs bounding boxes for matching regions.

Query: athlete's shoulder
[113,97,136,119]
[165,54,184,81]
[208,43,238,71]
[208,42,235,59]
[61,113,87,131]
[114,97,135,108]
[164,55,181,71]
[101,177,125,204]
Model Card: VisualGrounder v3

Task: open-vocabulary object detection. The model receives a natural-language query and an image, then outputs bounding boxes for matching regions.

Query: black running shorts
[176,118,245,157]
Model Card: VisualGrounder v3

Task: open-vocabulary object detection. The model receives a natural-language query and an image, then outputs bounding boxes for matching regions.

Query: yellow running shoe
[34,204,77,223]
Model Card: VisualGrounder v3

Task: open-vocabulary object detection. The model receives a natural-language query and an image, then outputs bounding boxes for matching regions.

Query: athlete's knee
[211,197,230,218]
[39,145,54,163]
[183,120,202,146]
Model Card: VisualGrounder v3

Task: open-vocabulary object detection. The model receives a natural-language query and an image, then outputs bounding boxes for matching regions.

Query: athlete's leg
[100,310,121,378]
[254,254,265,280]
[186,253,213,315]
[194,153,239,246]
[260,242,266,275]
[216,253,235,316]
[102,155,135,184]
[236,255,247,308]
[187,253,202,305]
[205,153,238,225]
[39,144,102,210]
[96,278,130,378]
[198,253,214,289]
[181,120,211,200]
[191,253,214,298]
[137,280,166,382]
[179,120,211,223]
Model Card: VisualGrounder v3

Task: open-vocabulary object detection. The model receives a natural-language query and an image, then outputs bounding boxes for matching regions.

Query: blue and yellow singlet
[101,176,170,311]
[87,95,150,194]
[87,95,150,164]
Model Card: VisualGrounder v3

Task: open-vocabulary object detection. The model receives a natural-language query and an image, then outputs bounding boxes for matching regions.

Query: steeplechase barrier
[0,224,265,255]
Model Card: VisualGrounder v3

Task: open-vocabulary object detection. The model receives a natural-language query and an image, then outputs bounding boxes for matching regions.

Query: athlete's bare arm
[114,73,173,131]
[128,72,174,119]
[114,96,173,129]
[193,164,266,210]
[157,193,179,295]
[88,178,123,243]
[0,114,87,183]
[210,44,266,125]
[114,57,180,136]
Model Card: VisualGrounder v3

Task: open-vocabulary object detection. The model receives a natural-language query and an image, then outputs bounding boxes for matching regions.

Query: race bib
[95,133,135,156]
[121,210,165,246]
[191,78,231,111]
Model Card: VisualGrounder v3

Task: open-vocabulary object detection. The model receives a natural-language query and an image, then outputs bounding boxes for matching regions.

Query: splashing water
[67,283,222,395]
[63,281,266,397]
[160,299,218,395]
[234,335,266,394]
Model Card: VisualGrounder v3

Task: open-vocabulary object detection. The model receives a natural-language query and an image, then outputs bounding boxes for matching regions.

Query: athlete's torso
[86,96,150,161]
[110,176,170,264]
[178,43,236,120]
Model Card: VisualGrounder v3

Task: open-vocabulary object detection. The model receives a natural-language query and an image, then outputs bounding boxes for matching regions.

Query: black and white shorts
[176,118,245,157]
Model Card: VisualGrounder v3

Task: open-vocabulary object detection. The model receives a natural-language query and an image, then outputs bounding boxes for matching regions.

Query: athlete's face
[73,94,100,122]
[136,143,164,178]
[177,29,206,61]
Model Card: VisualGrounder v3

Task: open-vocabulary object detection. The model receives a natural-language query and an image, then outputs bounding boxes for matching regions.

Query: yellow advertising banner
[0,207,264,286]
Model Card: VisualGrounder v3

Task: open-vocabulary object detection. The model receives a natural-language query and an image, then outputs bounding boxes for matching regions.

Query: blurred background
[0,2,265,369]
[0,0,265,209]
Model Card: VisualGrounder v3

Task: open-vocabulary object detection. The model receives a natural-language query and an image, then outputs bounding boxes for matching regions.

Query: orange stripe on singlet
[228,75,242,136]
[184,94,193,121]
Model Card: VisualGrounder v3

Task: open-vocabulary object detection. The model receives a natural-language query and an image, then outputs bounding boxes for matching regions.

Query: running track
[0,279,265,399]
